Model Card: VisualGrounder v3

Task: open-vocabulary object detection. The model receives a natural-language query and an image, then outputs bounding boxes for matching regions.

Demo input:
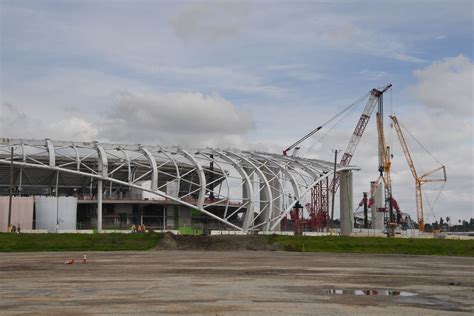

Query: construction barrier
[58,229,94,234]
[257,231,295,236]
[210,230,246,235]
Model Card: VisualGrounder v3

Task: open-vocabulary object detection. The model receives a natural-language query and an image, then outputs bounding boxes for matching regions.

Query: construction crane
[330,84,392,192]
[376,112,401,232]
[282,87,381,157]
[283,126,322,156]
[390,114,447,232]
[282,84,392,231]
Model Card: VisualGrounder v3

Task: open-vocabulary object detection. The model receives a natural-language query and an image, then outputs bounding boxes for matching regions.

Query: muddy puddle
[322,289,417,296]
[319,288,465,311]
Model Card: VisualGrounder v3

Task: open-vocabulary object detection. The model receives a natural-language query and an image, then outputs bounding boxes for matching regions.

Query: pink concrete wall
[0,197,34,232]
[0,198,7,232]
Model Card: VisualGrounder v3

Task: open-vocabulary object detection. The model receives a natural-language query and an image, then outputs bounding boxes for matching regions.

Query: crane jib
[330,84,392,193]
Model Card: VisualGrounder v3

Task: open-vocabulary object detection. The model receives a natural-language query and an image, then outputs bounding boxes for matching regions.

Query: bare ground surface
[0,251,473,315]
[154,233,282,251]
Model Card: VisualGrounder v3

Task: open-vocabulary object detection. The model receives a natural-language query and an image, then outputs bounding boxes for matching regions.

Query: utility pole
[56,170,59,233]
[209,154,215,200]
[8,147,13,231]
[363,192,368,228]
[330,149,339,229]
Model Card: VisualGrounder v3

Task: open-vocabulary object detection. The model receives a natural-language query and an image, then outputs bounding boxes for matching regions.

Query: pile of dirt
[155,233,283,251]
[154,232,178,250]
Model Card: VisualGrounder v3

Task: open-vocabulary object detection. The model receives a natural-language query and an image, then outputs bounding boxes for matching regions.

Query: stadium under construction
[0,85,446,235]
[0,138,357,234]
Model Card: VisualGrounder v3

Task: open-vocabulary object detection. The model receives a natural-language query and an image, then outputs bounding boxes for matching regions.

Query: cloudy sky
[1,0,472,222]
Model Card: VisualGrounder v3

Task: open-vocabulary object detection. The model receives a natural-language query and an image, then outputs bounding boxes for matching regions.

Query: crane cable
[423,181,446,224]
[302,103,358,156]
[302,92,371,156]
[397,117,446,224]
[398,119,444,166]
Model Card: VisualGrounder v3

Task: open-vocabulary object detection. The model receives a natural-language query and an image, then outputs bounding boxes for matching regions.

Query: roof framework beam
[0,138,359,233]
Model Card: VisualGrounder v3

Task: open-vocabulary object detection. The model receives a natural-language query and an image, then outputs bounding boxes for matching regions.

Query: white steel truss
[0,138,358,233]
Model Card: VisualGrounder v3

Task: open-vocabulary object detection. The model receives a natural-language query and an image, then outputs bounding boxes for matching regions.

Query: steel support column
[96,143,108,233]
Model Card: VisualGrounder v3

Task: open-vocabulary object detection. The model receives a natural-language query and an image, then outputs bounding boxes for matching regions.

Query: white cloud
[412,55,473,115]
[313,20,426,63]
[266,64,323,82]
[1,89,254,148]
[170,2,252,43]
[137,64,285,96]
[359,69,388,81]
[50,118,98,141]
[0,103,98,141]
[99,91,255,147]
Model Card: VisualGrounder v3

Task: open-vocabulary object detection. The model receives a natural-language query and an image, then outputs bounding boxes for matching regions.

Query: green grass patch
[0,232,163,252]
[266,235,474,257]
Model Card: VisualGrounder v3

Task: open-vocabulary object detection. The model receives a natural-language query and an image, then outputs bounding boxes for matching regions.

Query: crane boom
[282,92,371,156]
[376,112,396,228]
[330,84,392,192]
[390,115,418,180]
[390,114,446,232]
[283,126,322,156]
[376,112,392,178]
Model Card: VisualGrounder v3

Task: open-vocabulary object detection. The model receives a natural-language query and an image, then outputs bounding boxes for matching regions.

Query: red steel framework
[306,177,329,231]
[306,84,392,231]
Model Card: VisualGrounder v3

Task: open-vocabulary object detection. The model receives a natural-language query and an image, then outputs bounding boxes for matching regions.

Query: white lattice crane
[389,114,447,232]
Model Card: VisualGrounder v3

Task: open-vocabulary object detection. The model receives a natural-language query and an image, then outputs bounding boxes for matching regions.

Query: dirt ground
[155,233,282,251]
[0,251,472,315]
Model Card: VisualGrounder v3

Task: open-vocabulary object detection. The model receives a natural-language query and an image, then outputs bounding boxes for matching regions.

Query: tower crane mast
[376,112,397,228]
[390,114,447,232]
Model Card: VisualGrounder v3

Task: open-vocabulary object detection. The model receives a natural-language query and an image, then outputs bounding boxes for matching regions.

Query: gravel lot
[0,251,472,315]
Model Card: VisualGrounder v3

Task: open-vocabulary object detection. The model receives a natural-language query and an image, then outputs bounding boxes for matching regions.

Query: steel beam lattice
[0,138,358,233]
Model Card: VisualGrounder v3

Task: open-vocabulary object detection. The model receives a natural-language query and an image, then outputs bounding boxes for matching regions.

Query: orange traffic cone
[82,254,87,264]
[64,259,75,265]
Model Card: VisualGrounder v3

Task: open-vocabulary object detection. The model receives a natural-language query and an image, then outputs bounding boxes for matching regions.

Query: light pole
[8,147,13,231]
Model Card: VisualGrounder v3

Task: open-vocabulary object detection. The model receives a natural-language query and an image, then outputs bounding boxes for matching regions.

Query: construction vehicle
[390,114,447,232]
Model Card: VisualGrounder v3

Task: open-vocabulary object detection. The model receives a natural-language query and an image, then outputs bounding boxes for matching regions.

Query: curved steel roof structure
[0,138,358,232]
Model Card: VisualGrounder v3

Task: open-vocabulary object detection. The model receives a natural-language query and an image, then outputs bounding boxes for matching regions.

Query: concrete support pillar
[97,179,103,232]
[95,143,107,233]
[340,170,353,236]
[370,181,384,229]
